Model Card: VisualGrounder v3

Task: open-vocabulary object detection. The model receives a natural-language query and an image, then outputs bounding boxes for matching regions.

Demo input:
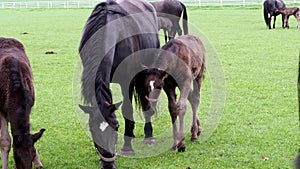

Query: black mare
[79,0,160,168]
[263,0,286,29]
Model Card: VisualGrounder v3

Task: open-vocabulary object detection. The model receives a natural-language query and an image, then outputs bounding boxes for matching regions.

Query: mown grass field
[0,6,300,168]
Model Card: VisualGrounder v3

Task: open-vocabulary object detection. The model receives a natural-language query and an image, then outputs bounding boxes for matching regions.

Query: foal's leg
[0,114,10,169]
[176,79,192,152]
[33,149,43,168]
[163,83,178,150]
[120,84,135,156]
[188,76,203,142]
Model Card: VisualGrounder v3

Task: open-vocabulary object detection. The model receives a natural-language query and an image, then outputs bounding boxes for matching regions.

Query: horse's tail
[263,1,269,27]
[180,2,188,34]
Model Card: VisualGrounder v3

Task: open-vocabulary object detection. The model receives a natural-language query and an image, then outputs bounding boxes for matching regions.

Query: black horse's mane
[79,1,129,104]
[79,1,129,52]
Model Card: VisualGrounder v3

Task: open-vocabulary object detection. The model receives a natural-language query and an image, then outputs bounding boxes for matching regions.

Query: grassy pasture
[0,6,300,168]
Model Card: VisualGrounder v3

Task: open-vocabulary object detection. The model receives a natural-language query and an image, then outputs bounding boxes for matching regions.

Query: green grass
[0,7,300,168]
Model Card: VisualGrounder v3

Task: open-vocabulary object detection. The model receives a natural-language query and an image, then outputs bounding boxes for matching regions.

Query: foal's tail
[263,1,269,27]
[180,2,188,34]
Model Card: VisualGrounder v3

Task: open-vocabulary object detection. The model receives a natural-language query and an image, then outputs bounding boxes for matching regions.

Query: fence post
[77,1,79,8]
[243,0,245,7]
[221,0,223,6]
[198,0,201,7]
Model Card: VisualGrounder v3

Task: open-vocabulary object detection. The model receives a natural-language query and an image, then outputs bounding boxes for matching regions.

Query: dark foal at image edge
[0,37,45,169]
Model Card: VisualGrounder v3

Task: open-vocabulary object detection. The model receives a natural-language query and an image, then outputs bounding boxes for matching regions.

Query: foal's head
[13,129,45,169]
[142,68,167,113]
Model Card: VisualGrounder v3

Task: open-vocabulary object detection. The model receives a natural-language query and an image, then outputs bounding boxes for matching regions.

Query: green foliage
[0,7,299,168]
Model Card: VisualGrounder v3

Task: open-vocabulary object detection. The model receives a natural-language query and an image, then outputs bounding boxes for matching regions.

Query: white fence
[0,0,299,8]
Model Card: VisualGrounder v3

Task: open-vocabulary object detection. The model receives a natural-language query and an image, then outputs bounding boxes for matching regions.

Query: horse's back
[0,38,34,116]
[161,35,205,79]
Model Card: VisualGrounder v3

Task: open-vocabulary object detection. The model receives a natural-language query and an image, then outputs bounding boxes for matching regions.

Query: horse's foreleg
[143,115,155,145]
[33,149,43,168]
[0,114,10,169]
[120,84,135,156]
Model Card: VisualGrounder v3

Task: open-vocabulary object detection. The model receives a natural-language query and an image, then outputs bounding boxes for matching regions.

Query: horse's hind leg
[188,76,203,142]
[273,15,276,29]
[0,114,10,169]
[33,149,43,168]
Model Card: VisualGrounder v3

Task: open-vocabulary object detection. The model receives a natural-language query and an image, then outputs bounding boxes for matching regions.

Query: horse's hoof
[177,142,186,152]
[34,165,44,169]
[191,136,198,142]
[144,137,156,145]
[120,150,135,157]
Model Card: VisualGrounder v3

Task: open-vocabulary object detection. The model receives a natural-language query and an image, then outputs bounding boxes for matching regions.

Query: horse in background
[275,7,300,28]
[263,0,286,29]
[151,0,188,42]
[0,38,45,169]
[79,0,160,168]
[157,17,173,43]
[139,35,205,152]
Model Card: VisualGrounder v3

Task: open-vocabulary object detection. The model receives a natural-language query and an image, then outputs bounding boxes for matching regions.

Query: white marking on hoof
[99,121,109,132]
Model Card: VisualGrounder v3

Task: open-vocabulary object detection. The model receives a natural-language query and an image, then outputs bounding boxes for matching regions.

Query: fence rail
[0,0,299,8]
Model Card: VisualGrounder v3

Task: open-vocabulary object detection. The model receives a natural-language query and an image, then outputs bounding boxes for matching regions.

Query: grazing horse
[151,0,188,42]
[0,38,45,169]
[79,0,160,168]
[140,35,205,151]
[275,7,300,28]
[263,0,286,29]
[157,17,173,44]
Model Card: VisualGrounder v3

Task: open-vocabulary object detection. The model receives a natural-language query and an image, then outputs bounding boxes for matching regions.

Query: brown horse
[275,7,300,28]
[151,0,188,43]
[140,35,205,151]
[0,38,45,169]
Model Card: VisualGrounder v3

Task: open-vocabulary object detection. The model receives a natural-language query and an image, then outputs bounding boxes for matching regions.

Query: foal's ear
[32,129,46,143]
[79,104,96,114]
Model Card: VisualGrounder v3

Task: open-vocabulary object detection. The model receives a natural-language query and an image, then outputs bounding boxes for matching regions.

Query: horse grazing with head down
[0,38,45,169]
[151,0,188,43]
[275,7,300,28]
[263,0,286,29]
[138,35,205,151]
[79,0,160,168]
